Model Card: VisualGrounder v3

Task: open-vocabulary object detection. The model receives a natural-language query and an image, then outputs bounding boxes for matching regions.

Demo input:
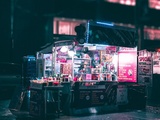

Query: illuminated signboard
[149,0,160,10]
[105,0,160,10]
[118,48,137,82]
[144,28,160,40]
[53,17,87,35]
[105,0,135,6]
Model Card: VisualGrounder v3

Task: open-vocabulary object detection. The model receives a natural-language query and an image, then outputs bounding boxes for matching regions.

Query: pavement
[146,100,160,114]
[1,99,160,120]
[1,87,160,120]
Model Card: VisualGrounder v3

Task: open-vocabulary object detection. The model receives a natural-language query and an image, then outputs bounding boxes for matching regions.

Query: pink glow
[105,0,135,6]
[144,28,160,40]
[155,5,160,10]
[120,0,125,4]
[118,51,137,82]
[106,0,160,9]
[149,0,160,10]
[126,0,131,5]
[107,0,118,3]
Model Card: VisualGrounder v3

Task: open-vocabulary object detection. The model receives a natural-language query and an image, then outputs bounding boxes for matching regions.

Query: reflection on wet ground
[1,100,160,120]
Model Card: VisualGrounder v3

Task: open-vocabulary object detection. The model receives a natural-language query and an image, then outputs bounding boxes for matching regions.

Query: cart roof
[86,21,136,48]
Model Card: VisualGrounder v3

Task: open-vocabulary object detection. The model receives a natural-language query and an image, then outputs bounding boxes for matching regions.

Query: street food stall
[53,40,145,115]
[29,21,146,118]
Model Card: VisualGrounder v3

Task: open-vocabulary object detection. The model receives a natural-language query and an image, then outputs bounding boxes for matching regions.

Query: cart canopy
[38,43,53,54]
[86,21,136,47]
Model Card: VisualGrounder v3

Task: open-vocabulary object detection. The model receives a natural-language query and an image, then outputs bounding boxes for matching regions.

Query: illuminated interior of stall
[54,40,137,83]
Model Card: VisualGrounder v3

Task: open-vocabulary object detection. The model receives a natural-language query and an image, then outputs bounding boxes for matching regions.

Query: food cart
[53,40,145,115]
[29,21,146,118]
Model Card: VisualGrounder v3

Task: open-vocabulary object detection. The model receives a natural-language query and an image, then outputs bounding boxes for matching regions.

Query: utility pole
[135,0,149,51]
[135,0,152,100]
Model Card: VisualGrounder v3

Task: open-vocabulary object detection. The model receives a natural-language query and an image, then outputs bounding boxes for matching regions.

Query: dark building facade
[1,0,160,63]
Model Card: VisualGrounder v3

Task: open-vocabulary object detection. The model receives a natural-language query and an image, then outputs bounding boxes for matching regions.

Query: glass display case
[53,40,137,83]
[54,41,115,82]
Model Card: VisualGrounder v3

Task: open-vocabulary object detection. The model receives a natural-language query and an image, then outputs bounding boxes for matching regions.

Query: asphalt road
[1,89,160,120]
[1,99,160,120]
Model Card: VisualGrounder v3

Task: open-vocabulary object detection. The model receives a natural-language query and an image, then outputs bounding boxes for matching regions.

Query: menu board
[138,56,152,86]
[118,52,137,82]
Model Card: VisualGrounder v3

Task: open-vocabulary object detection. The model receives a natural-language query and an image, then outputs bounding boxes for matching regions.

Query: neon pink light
[106,0,160,9]
[144,28,160,40]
